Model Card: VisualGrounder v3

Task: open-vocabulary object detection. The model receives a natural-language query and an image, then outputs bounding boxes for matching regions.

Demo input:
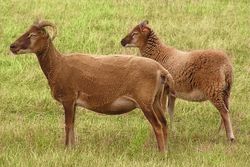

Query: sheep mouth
[121,41,135,47]
[10,47,20,54]
[124,43,136,47]
[10,47,30,55]
[121,39,135,47]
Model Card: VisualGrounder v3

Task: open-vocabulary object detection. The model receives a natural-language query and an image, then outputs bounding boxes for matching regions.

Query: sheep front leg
[63,100,76,147]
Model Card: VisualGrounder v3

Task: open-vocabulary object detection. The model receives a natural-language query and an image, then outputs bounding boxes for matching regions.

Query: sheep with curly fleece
[121,20,235,142]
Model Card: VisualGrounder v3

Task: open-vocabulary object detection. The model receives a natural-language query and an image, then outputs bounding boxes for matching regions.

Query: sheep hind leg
[219,90,230,133]
[168,95,176,130]
[63,100,76,147]
[161,92,167,114]
[210,96,235,142]
[153,96,168,150]
[218,118,224,135]
[140,104,166,152]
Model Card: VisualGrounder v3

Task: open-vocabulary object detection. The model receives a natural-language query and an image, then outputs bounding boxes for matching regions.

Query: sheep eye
[28,33,37,38]
[132,32,138,38]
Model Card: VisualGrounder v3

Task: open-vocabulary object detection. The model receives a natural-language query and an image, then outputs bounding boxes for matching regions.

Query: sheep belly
[76,96,137,115]
[109,97,137,114]
[175,89,207,102]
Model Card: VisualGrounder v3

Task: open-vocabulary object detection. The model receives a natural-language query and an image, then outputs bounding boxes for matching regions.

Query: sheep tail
[224,66,233,98]
[160,68,175,96]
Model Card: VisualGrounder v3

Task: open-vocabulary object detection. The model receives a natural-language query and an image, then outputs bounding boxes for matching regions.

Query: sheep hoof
[230,138,236,143]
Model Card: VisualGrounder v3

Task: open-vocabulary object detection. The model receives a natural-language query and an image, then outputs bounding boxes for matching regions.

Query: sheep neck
[140,30,172,63]
[36,40,61,83]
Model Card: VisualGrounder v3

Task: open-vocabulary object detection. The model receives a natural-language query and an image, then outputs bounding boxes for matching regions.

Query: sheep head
[10,20,57,55]
[121,20,151,48]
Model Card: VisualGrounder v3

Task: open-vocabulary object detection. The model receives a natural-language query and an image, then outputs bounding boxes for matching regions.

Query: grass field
[0,0,250,166]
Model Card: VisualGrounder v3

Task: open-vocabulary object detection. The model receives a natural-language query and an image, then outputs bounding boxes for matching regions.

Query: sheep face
[121,20,150,48]
[10,26,50,55]
[10,20,57,55]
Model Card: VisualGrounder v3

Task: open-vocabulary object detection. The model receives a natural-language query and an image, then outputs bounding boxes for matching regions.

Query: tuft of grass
[0,0,250,166]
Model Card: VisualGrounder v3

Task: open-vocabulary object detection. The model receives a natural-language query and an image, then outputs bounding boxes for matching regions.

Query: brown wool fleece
[121,20,235,141]
[140,29,233,99]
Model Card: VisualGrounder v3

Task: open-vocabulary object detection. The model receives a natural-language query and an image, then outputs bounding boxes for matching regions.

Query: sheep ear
[139,20,149,32]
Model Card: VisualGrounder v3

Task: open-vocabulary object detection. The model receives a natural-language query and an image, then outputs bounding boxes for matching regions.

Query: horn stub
[143,20,149,25]
[140,20,149,26]
[34,20,57,41]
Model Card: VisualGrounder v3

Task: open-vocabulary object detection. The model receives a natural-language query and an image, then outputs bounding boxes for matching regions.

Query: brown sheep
[121,20,235,142]
[10,20,175,152]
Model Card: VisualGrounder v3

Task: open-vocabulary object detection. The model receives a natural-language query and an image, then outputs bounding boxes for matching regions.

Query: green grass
[1,0,250,166]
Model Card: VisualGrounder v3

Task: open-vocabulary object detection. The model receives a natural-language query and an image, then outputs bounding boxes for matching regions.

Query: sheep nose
[121,39,126,46]
[10,43,17,49]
